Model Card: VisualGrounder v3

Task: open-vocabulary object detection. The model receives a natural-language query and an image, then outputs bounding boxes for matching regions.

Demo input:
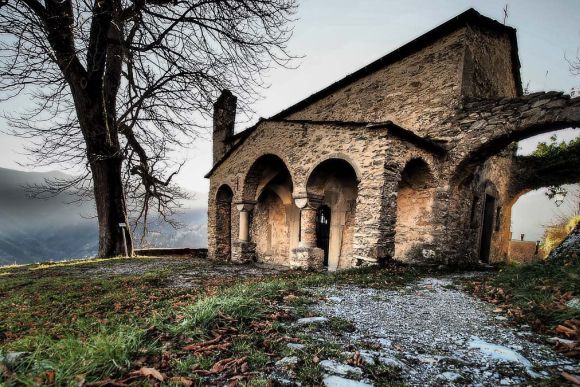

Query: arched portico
[296,158,359,270]
[232,154,299,264]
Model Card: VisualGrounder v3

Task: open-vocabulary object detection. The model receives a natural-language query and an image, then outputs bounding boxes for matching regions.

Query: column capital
[235,201,256,211]
[293,193,324,209]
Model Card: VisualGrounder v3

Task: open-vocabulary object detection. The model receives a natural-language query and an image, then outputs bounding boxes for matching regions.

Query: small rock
[323,375,372,387]
[270,369,300,386]
[356,350,376,366]
[437,372,462,382]
[276,356,299,367]
[495,316,508,321]
[328,296,343,303]
[417,355,438,364]
[296,317,328,325]
[1,352,29,370]
[319,360,362,376]
[287,343,306,350]
[566,298,580,311]
[378,356,406,369]
[377,338,392,348]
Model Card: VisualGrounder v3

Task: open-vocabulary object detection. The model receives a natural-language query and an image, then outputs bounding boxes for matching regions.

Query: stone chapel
[205,9,580,270]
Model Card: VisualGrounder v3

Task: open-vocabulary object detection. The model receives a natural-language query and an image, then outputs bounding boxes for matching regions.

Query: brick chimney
[212,90,237,165]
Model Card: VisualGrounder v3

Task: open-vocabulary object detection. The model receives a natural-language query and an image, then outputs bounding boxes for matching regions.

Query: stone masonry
[205,9,580,269]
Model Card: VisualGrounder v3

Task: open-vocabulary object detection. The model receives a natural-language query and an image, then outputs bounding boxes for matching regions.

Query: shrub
[541,215,580,256]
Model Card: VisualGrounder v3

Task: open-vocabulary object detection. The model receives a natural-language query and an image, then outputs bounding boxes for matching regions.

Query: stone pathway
[281,275,579,386]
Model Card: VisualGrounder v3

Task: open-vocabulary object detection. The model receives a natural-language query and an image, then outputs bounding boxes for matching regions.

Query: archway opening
[395,158,436,261]
[215,184,233,261]
[307,158,359,270]
[245,155,299,264]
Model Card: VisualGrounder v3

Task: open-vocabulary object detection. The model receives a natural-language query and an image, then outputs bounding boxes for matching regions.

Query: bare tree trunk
[91,156,133,257]
[78,94,134,258]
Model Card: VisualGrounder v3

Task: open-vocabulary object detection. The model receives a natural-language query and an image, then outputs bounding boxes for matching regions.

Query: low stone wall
[507,240,540,263]
[134,248,208,258]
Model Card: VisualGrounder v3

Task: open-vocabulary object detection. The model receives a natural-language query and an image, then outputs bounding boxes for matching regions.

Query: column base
[232,241,256,264]
[290,247,324,270]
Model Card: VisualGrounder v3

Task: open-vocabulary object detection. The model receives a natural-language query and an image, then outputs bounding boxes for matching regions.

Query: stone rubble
[323,375,373,387]
[0,352,29,370]
[304,274,579,386]
[295,316,329,326]
[275,356,300,368]
[318,360,363,377]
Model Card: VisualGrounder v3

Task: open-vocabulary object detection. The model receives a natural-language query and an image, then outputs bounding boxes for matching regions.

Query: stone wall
[461,24,519,99]
[508,240,541,263]
[286,29,466,135]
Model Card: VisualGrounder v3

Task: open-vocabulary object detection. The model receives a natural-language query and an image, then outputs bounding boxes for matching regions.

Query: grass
[466,252,580,330]
[0,256,424,385]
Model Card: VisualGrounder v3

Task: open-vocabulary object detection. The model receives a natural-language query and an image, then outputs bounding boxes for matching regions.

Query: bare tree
[0,0,298,256]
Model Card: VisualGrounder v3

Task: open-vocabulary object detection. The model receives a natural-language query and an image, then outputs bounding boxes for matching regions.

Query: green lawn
[0,256,422,385]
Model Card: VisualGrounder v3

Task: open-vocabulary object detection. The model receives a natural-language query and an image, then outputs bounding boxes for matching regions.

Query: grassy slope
[0,257,422,385]
[466,252,580,332]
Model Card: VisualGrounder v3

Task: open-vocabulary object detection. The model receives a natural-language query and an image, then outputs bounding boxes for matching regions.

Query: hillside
[0,256,578,385]
[0,167,207,264]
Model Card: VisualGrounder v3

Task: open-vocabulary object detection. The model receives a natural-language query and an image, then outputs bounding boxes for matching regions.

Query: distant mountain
[0,167,207,265]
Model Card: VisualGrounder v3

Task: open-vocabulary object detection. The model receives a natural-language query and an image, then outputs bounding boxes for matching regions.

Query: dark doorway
[316,205,331,266]
[479,194,496,263]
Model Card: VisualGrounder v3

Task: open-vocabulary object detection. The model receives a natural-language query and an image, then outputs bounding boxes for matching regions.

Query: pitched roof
[206,8,521,178]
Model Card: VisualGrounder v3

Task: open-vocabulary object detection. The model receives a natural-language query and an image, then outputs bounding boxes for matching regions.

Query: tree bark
[76,90,133,258]
[91,156,134,257]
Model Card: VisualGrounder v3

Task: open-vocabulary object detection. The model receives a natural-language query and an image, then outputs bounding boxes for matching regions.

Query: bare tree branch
[0,0,298,253]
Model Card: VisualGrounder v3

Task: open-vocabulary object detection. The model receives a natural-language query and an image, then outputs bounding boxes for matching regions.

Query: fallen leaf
[74,374,86,387]
[562,372,580,385]
[169,376,193,386]
[131,367,164,382]
[46,370,55,385]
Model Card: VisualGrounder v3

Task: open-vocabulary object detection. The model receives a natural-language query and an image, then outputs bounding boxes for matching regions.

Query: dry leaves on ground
[554,319,580,358]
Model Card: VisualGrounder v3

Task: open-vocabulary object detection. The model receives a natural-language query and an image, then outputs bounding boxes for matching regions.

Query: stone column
[232,202,256,263]
[237,203,253,241]
[299,205,318,248]
[291,195,324,270]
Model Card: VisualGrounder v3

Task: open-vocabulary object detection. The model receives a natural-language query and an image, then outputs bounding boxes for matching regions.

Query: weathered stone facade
[206,9,580,269]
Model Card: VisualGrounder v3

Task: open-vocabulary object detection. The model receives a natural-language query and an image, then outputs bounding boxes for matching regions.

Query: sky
[1,0,579,239]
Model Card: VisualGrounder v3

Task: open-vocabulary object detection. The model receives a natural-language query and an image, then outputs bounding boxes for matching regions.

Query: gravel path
[310,275,579,386]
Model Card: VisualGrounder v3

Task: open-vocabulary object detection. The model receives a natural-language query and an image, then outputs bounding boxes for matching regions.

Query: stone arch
[394,158,438,261]
[306,158,359,270]
[214,184,234,261]
[241,153,295,202]
[451,93,580,184]
[244,154,300,264]
[305,153,362,185]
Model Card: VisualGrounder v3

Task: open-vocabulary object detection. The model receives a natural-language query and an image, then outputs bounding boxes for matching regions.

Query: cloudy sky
[1,0,579,239]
